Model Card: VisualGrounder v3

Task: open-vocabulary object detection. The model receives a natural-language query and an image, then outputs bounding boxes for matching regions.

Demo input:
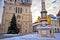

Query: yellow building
[2,0,33,34]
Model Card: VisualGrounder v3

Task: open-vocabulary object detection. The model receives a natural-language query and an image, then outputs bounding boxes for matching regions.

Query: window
[20,8,22,13]
[4,1,6,3]
[57,28,59,32]
[18,8,20,13]
[16,7,18,13]
[55,28,57,32]
[50,30,52,34]
[16,7,22,13]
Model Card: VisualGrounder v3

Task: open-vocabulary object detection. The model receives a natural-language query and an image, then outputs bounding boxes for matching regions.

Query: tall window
[20,8,22,13]
[16,7,22,13]
[18,8,20,13]
[16,7,18,13]
[50,30,52,34]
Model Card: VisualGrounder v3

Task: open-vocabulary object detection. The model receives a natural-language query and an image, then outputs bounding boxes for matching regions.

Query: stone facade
[2,0,33,34]
[51,19,60,33]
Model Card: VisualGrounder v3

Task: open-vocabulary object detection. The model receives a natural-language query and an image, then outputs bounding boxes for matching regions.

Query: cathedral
[2,0,33,34]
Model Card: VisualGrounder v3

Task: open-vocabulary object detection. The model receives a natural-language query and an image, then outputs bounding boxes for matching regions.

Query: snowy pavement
[0,33,60,40]
[0,34,18,39]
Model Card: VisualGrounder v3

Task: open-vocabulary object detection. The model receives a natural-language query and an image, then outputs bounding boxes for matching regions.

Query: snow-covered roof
[37,25,51,29]
[51,18,57,20]
[0,33,60,40]
[32,23,38,26]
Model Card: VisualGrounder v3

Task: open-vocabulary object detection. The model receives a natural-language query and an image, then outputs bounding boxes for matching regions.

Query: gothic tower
[2,0,32,33]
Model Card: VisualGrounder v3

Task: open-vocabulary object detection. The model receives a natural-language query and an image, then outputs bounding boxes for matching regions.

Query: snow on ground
[2,34,18,36]
[0,33,60,40]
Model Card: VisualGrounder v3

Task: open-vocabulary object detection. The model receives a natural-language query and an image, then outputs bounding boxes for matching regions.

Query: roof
[51,18,57,20]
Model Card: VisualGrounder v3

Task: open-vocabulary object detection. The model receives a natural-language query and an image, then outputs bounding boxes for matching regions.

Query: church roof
[57,10,60,16]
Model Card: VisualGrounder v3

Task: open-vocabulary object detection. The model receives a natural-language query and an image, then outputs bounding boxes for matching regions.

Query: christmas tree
[7,14,19,34]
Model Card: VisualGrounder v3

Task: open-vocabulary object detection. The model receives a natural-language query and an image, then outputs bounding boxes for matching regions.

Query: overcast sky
[31,0,60,23]
[0,0,60,23]
[0,0,4,23]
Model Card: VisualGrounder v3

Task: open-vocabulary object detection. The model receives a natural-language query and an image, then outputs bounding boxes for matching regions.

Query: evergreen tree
[7,14,19,34]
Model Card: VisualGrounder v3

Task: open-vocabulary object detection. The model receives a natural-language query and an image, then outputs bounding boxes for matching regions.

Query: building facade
[51,19,60,33]
[33,14,60,33]
[2,0,33,34]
